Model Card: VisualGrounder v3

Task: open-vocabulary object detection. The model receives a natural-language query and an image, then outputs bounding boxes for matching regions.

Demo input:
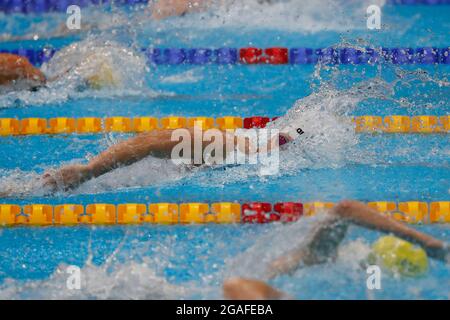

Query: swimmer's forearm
[267,249,307,279]
[268,217,347,279]
[86,130,180,177]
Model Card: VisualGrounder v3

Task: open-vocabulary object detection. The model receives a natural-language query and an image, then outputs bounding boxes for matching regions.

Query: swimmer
[31,78,393,193]
[149,0,283,19]
[222,200,450,300]
[0,40,140,93]
[42,119,304,191]
[0,52,115,93]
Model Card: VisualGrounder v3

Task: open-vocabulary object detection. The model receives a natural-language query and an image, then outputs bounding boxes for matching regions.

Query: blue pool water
[0,0,449,299]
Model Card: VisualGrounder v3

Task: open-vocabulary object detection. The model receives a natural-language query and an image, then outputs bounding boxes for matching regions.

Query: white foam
[223,213,334,280]
[0,168,49,198]
[161,69,204,84]
[0,258,189,299]
[0,214,374,299]
[190,78,394,189]
[1,0,387,42]
[75,155,190,195]
[149,0,387,33]
[0,36,150,108]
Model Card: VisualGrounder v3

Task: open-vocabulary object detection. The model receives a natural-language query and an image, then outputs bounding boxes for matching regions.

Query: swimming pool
[0,0,449,299]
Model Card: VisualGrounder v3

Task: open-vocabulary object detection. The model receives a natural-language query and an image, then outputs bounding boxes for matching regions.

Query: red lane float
[242,202,279,223]
[243,117,271,129]
[274,202,303,222]
[239,47,289,64]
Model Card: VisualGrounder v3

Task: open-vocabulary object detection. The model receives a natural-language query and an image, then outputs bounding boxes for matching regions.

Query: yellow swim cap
[368,235,428,277]
[86,62,118,90]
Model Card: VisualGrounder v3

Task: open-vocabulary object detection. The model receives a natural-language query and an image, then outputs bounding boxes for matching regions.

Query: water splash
[0,72,443,199]
[147,0,387,33]
[0,0,387,41]
[190,78,393,189]
[161,69,204,84]
[75,157,191,195]
[0,235,191,299]
[223,213,335,280]
[1,215,447,299]
[0,168,49,199]
[0,36,150,108]
[0,4,134,42]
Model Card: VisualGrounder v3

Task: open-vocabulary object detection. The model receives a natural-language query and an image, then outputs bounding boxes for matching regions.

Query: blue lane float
[1,47,449,65]
[145,48,186,65]
[288,47,450,65]
[388,0,450,4]
[0,47,56,64]
[0,0,149,14]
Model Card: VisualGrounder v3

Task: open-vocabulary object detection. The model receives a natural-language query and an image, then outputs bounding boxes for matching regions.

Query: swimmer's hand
[42,164,93,191]
[150,0,210,20]
[223,277,287,300]
[267,249,309,279]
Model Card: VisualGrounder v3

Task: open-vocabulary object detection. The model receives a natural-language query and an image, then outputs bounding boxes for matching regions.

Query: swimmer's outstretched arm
[43,129,196,190]
[44,127,272,190]
[268,200,449,278]
[43,128,244,190]
[267,212,349,278]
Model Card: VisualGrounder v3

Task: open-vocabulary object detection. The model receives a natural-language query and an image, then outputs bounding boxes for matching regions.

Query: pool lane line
[2,47,449,66]
[0,115,448,136]
[0,201,448,226]
[1,0,449,14]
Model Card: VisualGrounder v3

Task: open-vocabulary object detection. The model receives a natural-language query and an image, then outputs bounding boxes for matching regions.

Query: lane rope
[0,201,449,226]
[0,115,448,136]
[2,47,449,65]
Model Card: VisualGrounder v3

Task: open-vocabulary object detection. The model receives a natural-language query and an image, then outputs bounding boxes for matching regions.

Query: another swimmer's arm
[267,200,450,279]
[267,217,348,279]
[330,200,448,262]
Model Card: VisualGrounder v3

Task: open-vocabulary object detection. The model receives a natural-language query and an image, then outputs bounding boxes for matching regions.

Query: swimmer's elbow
[332,200,359,218]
